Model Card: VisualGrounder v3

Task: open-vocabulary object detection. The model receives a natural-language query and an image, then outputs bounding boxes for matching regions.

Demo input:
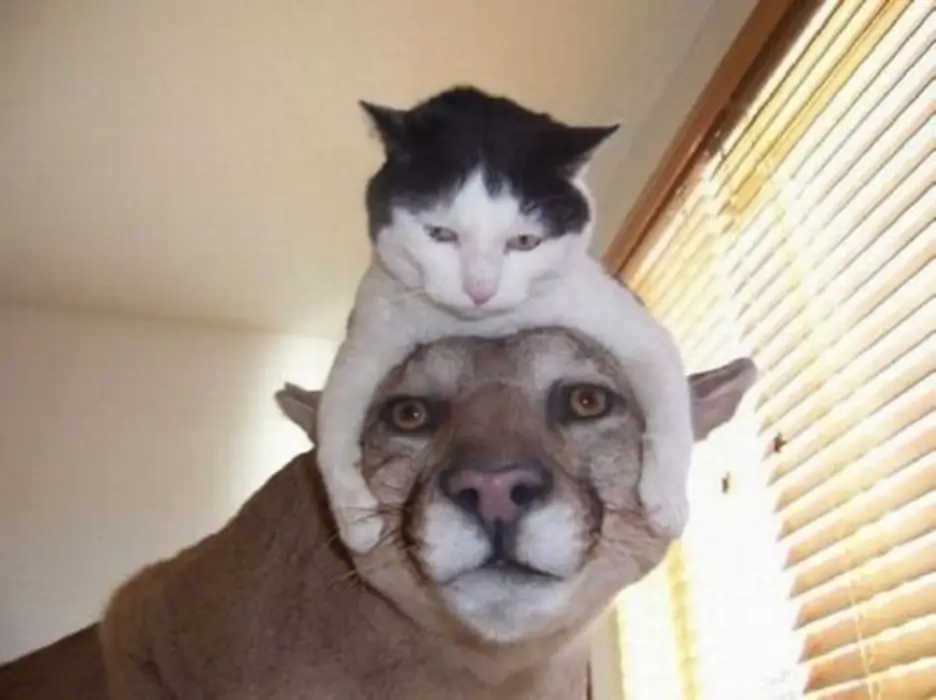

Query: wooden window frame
[602,0,824,277]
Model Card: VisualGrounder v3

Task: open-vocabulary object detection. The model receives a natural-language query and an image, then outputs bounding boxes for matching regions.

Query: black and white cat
[317,87,693,553]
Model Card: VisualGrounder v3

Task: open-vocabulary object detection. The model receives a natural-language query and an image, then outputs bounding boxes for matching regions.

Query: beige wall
[0,0,757,336]
[592,0,759,252]
[0,305,336,662]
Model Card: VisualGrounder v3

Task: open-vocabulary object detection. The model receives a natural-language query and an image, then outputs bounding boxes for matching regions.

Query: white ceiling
[0,0,753,339]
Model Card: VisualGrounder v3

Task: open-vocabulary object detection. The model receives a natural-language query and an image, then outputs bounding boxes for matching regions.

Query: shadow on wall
[0,304,337,663]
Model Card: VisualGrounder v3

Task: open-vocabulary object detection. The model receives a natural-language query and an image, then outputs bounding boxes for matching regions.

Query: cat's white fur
[317,169,692,552]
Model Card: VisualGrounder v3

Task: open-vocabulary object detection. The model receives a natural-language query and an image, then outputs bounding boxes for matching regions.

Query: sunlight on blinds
[613,0,935,698]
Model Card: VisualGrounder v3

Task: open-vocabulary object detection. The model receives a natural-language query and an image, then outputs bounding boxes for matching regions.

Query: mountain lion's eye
[426,226,459,244]
[383,398,435,433]
[506,234,542,251]
[566,385,613,420]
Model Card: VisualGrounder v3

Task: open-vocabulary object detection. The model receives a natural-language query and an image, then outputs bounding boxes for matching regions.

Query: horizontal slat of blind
[759,268,932,466]
[712,0,842,166]
[802,572,936,660]
[794,523,936,629]
[784,453,935,572]
[754,218,933,433]
[767,295,934,497]
[630,199,717,315]
[786,434,935,596]
[773,370,933,528]
[806,613,936,692]
[732,128,934,364]
[711,0,873,193]
[711,2,929,227]
[815,657,936,699]
[715,117,931,335]
[716,1,903,217]
[768,325,933,502]
[754,232,931,427]
[713,104,930,319]
[731,126,933,354]
[629,184,708,292]
[769,4,933,194]
[619,1,935,696]
[716,16,933,291]
[785,418,936,590]
[707,149,932,394]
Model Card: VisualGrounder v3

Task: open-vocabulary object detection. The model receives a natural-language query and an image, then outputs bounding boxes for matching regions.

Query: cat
[316,86,693,554]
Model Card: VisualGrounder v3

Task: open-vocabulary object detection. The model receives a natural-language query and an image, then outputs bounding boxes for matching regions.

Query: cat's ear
[544,124,619,176]
[360,101,410,160]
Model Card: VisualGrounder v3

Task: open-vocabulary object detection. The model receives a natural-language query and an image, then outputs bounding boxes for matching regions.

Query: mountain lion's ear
[688,358,758,440]
[274,383,321,441]
[360,101,410,160]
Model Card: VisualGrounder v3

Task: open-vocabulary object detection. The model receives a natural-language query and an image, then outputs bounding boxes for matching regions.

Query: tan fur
[0,626,106,699]
[0,329,755,699]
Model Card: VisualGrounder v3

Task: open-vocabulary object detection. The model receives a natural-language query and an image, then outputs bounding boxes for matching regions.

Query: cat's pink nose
[465,283,495,306]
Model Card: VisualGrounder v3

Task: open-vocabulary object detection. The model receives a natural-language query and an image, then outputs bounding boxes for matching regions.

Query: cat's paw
[333,485,384,554]
[638,436,690,538]
[318,443,384,553]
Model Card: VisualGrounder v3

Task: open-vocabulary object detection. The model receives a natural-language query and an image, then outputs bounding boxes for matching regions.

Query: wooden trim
[603,0,822,276]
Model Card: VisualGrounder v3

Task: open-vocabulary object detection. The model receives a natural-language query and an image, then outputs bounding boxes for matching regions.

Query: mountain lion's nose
[440,458,552,529]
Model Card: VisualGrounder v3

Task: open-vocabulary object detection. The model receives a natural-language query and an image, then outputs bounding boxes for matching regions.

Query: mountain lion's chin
[441,569,573,643]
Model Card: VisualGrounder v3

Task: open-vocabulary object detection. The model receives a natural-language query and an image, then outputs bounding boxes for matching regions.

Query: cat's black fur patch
[361,86,617,240]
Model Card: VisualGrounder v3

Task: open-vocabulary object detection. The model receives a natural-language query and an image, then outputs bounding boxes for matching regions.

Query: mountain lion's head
[278,328,755,647]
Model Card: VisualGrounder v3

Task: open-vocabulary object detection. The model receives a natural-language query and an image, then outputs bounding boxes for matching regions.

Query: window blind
[613,0,934,697]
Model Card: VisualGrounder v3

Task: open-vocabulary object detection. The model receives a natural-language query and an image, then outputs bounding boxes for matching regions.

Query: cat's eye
[426,226,459,244]
[560,384,615,422]
[382,397,442,434]
[506,234,542,252]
